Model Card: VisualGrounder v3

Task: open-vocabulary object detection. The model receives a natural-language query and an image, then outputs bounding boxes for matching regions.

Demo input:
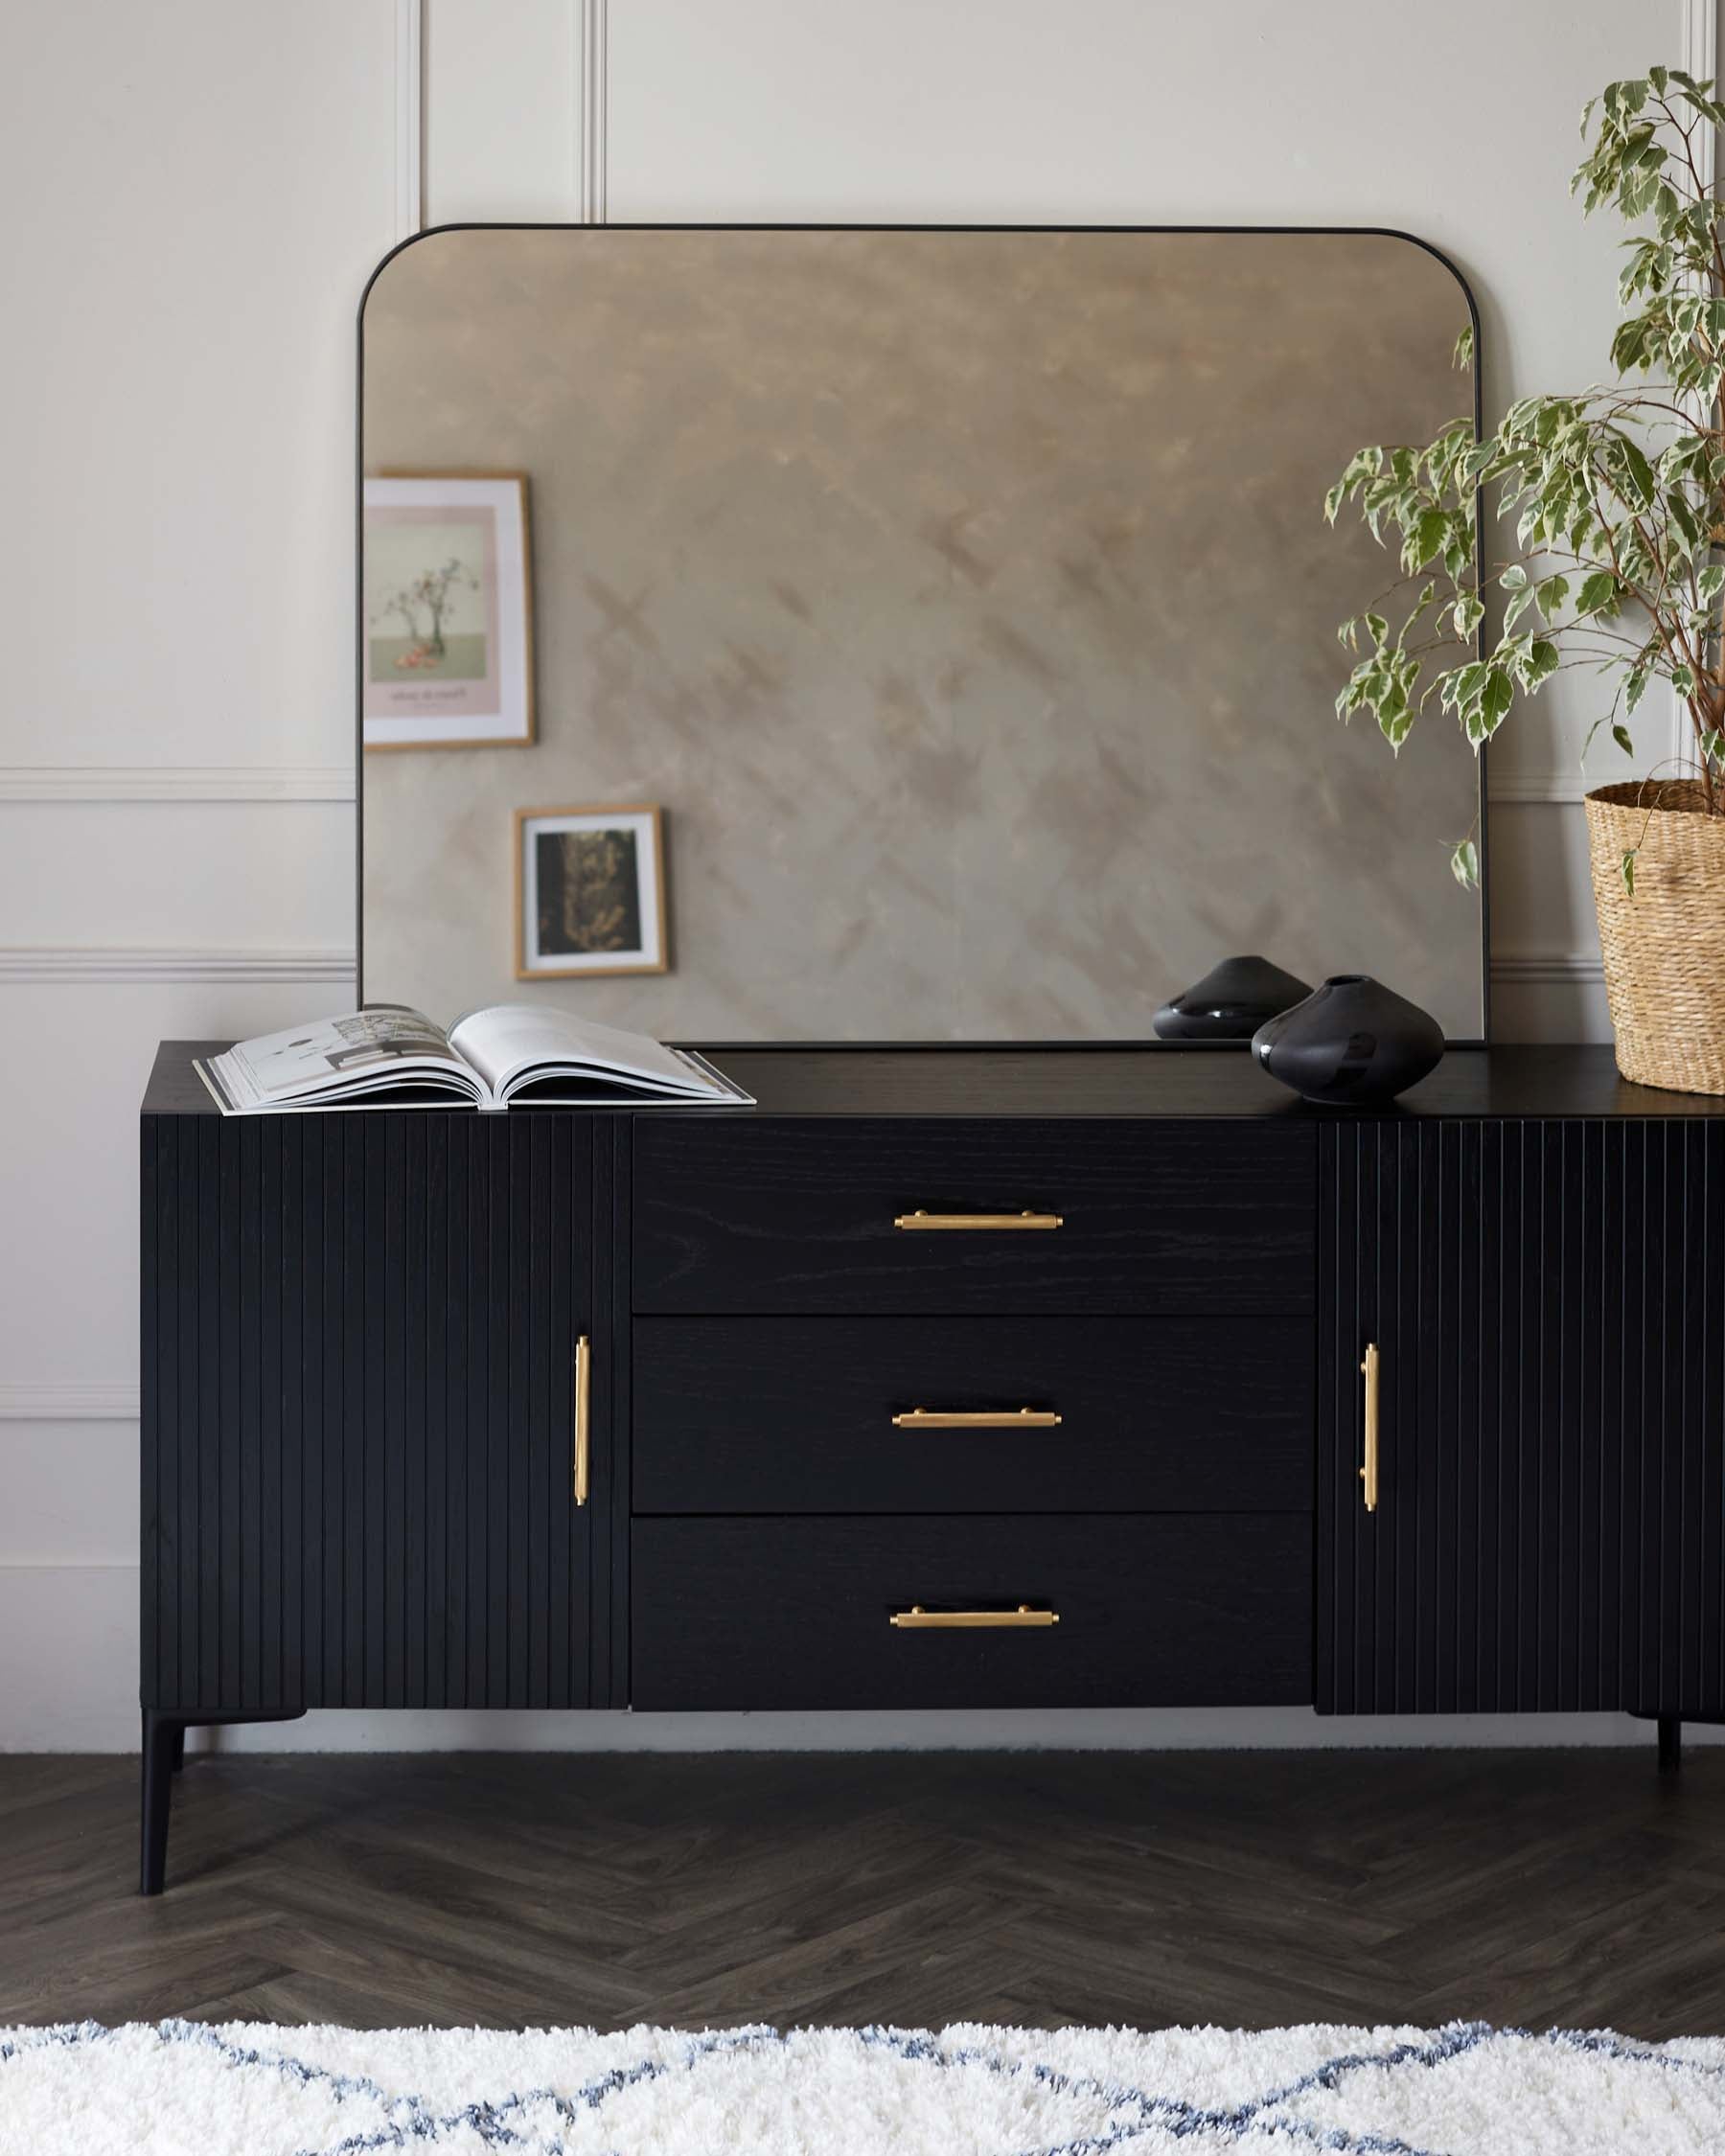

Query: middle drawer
[632,1315,1311,1514]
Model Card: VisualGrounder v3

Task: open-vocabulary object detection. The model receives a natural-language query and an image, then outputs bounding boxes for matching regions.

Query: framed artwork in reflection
[362,472,534,748]
[516,804,669,979]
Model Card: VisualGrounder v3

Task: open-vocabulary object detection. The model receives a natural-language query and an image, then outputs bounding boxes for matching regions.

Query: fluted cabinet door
[141,1112,598,1715]
[1318,1119,1725,1718]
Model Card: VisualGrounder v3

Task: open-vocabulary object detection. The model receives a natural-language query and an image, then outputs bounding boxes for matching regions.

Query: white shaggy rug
[4,2019,1725,2154]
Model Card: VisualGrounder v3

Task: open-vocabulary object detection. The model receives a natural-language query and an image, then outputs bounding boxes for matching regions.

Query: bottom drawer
[631,1516,1312,1710]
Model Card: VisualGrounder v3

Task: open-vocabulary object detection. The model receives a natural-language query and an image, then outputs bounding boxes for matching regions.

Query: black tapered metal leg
[1659,1715,1683,1774]
[141,1709,184,1894]
[139,1708,304,1892]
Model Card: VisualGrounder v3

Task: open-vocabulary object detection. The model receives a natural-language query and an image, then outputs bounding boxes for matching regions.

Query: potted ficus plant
[1328,66,1725,1092]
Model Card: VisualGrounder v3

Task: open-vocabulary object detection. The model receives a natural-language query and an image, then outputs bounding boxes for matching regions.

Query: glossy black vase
[1252,973,1443,1105]
[1153,954,1314,1042]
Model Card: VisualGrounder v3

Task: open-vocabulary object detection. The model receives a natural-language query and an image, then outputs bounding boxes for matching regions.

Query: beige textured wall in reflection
[362,228,1482,1037]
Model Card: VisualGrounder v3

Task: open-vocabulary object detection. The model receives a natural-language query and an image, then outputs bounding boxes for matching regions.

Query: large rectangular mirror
[360,226,1484,1040]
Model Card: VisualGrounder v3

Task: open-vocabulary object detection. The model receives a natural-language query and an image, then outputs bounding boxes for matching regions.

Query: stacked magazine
[196,1004,754,1114]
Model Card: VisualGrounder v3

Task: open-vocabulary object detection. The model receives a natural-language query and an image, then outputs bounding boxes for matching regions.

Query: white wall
[0,0,400,1745]
[0,0,1712,1750]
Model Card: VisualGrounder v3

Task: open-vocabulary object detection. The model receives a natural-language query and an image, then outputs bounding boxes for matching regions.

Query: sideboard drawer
[632,1118,1314,1314]
[631,1515,1312,1709]
[632,1315,1312,1513]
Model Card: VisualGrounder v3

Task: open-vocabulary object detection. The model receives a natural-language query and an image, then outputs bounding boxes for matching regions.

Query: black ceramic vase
[1152,954,1314,1042]
[1251,974,1443,1105]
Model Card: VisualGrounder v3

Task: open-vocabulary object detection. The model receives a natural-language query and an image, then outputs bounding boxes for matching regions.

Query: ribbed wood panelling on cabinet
[1319,1119,1725,1717]
[140,1112,598,1714]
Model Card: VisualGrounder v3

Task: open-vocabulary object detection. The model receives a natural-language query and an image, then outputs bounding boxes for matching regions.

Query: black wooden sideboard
[138,1042,1725,1891]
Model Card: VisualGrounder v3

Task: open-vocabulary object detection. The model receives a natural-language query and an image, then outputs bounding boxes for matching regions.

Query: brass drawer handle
[1359,1341,1379,1513]
[894,1209,1064,1231]
[574,1334,591,1507]
[891,1408,1062,1430]
[889,1604,1060,1629]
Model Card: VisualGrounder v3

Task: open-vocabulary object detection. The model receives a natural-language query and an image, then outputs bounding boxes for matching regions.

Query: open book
[196,1005,754,1114]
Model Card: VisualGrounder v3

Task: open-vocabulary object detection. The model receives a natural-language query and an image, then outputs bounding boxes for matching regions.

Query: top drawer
[632,1117,1314,1314]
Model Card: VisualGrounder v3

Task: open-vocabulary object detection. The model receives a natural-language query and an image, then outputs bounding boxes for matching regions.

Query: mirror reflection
[361,227,1484,1039]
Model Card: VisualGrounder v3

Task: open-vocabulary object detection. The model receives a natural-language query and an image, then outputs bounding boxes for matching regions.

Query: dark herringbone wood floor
[2,1748,1723,2036]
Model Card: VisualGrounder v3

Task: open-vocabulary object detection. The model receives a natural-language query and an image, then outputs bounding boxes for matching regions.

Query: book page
[214,1006,479,1108]
[448,1004,724,1098]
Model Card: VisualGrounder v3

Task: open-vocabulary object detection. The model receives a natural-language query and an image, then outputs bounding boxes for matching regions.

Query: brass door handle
[1359,1341,1379,1513]
[893,1209,1063,1231]
[889,1605,1060,1629]
[891,1408,1062,1430]
[574,1334,591,1507]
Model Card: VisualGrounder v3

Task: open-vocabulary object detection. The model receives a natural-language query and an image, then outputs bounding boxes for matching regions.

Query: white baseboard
[0,1564,1711,1755]
[194,1707,1713,1755]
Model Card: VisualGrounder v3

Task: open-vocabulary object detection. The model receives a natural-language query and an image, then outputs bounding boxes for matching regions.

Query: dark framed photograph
[516,804,668,979]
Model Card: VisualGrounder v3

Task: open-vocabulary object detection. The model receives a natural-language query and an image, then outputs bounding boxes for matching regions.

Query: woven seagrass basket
[1585,778,1725,1093]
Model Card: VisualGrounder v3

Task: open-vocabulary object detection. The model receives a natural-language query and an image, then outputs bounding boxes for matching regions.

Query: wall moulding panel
[0,1426,139,1562]
[0,768,356,804]
[1489,773,1607,807]
[6,948,1565,994]
[0,804,356,950]
[0,948,356,987]
[1490,952,1605,988]
[578,0,610,222]
[0,1387,140,1423]
[0,943,1594,995]
[424,0,591,221]
[0,978,379,1421]
[0,6,400,777]
[397,0,425,241]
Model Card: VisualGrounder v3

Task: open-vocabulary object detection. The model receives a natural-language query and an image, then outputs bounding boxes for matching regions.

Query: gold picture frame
[363,470,535,749]
[516,803,669,980]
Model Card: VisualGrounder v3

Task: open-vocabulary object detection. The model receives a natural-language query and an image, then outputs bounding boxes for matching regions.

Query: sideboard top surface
[143,1041,1725,1120]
